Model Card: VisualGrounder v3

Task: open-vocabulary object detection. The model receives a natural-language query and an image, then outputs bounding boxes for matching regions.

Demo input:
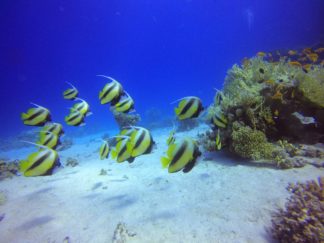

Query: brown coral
[271,177,324,243]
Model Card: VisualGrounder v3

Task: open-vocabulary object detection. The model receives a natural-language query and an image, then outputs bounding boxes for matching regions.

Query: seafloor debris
[65,157,79,167]
[112,222,136,243]
[271,177,324,243]
[0,159,20,180]
[99,169,108,175]
[57,137,73,151]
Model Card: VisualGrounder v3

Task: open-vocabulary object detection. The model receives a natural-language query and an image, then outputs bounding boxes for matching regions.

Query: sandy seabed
[0,126,323,243]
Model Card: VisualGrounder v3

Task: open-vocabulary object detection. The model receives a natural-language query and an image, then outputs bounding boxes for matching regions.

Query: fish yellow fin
[19,160,30,173]
[174,107,180,116]
[167,143,177,157]
[161,156,170,168]
[111,149,117,159]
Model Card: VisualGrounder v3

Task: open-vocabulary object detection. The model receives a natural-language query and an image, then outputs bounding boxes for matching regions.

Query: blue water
[1,0,323,137]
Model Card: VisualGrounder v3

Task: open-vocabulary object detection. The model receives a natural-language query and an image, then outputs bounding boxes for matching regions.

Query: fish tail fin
[21,112,28,120]
[160,156,170,168]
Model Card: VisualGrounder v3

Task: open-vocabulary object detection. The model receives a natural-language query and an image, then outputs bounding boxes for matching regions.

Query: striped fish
[20,144,59,177]
[126,127,153,158]
[166,130,176,145]
[173,96,204,120]
[37,131,60,150]
[116,127,138,142]
[215,129,222,150]
[97,75,124,105]
[63,82,78,100]
[71,98,91,116]
[212,109,227,128]
[21,103,51,126]
[112,92,134,113]
[65,109,85,126]
[41,123,64,136]
[214,89,224,106]
[99,140,110,160]
[161,137,201,173]
[111,137,134,163]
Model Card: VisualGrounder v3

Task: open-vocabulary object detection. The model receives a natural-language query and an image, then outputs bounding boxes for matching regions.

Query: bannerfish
[71,98,91,116]
[116,127,138,142]
[215,129,221,150]
[21,103,51,126]
[97,75,124,105]
[99,140,110,160]
[173,96,204,120]
[41,122,64,136]
[166,130,176,145]
[37,131,60,150]
[111,136,134,163]
[127,126,154,158]
[65,109,85,126]
[161,137,201,173]
[112,92,134,113]
[20,142,60,177]
[214,89,224,106]
[63,82,78,100]
[212,108,228,128]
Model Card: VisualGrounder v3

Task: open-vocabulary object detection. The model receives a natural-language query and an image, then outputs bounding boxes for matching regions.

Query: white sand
[0,126,323,243]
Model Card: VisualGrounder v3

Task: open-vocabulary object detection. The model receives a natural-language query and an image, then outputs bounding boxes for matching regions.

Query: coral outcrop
[207,49,324,166]
[271,177,324,243]
[112,110,141,129]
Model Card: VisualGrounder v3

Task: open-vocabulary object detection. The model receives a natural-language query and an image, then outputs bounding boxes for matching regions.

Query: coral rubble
[0,159,20,180]
[271,177,324,243]
[112,110,141,129]
[65,157,79,167]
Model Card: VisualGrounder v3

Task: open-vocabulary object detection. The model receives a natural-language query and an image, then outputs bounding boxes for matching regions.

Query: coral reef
[296,67,324,108]
[271,177,324,243]
[65,157,79,167]
[230,122,276,161]
[206,51,324,165]
[0,159,20,180]
[197,129,218,152]
[112,110,141,129]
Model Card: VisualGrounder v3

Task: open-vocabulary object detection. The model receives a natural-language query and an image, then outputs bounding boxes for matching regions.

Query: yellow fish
[21,103,51,126]
[99,140,110,160]
[161,137,201,173]
[215,130,221,150]
[63,82,78,100]
[41,122,64,136]
[37,131,60,150]
[97,75,124,105]
[65,109,85,126]
[173,96,204,120]
[20,142,60,177]
[112,92,135,113]
[126,127,154,158]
